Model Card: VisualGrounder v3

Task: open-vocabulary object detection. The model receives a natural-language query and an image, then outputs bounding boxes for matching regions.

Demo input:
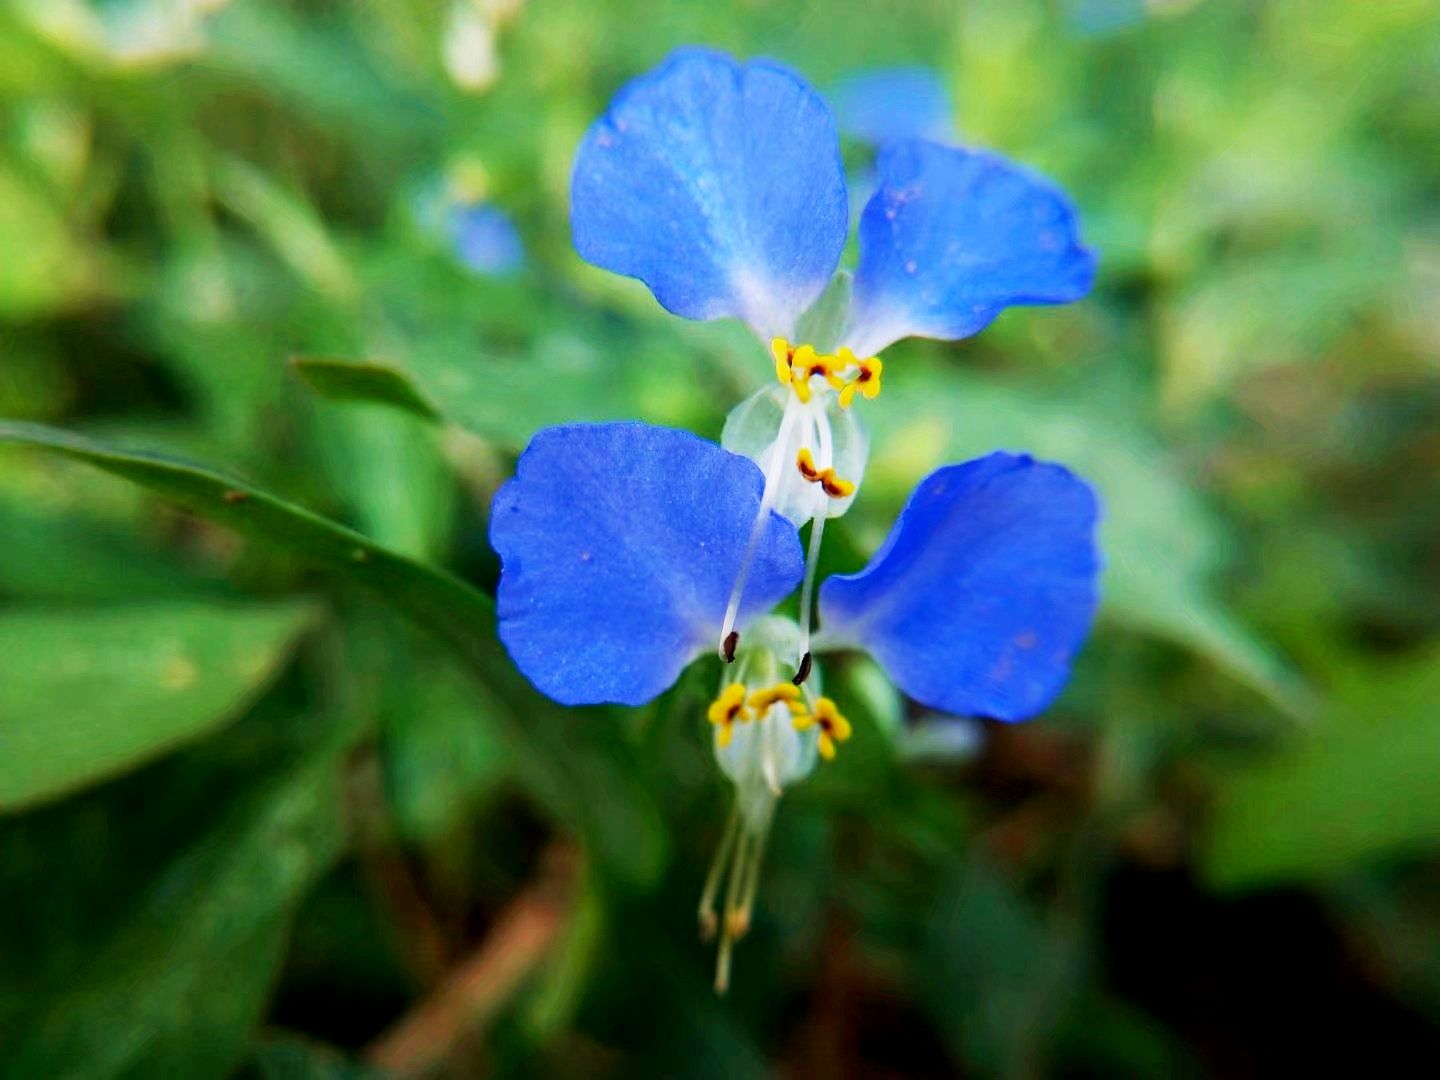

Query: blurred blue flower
[411,170,525,276]
[448,202,526,275]
[571,46,1094,357]
[831,66,954,146]
[491,421,1101,722]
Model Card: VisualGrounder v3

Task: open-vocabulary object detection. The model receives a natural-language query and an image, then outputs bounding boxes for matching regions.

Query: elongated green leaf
[290,356,440,422]
[2,739,349,1077]
[212,157,357,300]
[0,421,666,886]
[0,600,317,811]
[0,420,496,666]
[1202,649,1440,891]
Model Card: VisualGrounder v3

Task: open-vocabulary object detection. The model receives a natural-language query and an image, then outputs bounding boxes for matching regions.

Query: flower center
[700,653,853,993]
[771,338,884,407]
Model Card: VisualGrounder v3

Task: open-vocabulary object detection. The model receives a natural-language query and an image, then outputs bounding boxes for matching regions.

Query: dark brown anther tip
[792,651,812,685]
[722,631,739,664]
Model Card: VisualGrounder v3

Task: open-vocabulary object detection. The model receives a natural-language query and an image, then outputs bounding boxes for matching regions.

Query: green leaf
[0,163,109,318]
[867,366,1308,717]
[0,421,667,886]
[918,857,1085,1076]
[0,599,317,812]
[1,734,349,1077]
[0,495,213,602]
[1202,649,1440,891]
[0,420,495,667]
[212,156,357,300]
[290,357,441,422]
[310,399,455,561]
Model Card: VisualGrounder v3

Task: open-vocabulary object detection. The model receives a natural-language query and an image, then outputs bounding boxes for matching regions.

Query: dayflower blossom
[489,421,1102,989]
[570,47,1095,670]
[412,163,526,276]
[448,203,525,275]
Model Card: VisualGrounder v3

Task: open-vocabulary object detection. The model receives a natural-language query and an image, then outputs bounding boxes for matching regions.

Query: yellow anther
[748,682,807,716]
[792,697,852,761]
[773,339,850,403]
[707,683,752,749]
[796,447,823,483]
[771,338,794,386]
[795,449,855,501]
[837,352,883,409]
[788,344,822,402]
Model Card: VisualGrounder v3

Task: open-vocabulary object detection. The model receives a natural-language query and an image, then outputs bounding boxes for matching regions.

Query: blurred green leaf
[0,599,317,812]
[2,734,349,1077]
[0,495,214,602]
[0,421,667,886]
[213,157,358,301]
[291,357,441,423]
[310,402,455,562]
[1203,648,1440,891]
[0,420,495,659]
[919,857,1085,1076]
[0,162,108,317]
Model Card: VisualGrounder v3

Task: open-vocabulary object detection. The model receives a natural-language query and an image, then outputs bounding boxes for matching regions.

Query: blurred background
[2,0,1439,1075]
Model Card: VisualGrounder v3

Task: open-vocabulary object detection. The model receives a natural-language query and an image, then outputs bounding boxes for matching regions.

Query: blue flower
[449,202,526,275]
[491,422,1101,722]
[568,45,1098,709]
[410,169,526,276]
[832,66,954,146]
[571,46,1094,359]
[490,419,1101,990]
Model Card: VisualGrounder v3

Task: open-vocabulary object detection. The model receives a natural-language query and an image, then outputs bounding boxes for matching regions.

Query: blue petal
[845,141,1096,356]
[832,67,953,146]
[571,47,848,339]
[450,203,525,275]
[490,422,804,707]
[818,453,1101,721]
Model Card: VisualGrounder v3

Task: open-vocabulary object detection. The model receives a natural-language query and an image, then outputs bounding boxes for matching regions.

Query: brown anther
[792,651,813,686]
[722,631,739,663]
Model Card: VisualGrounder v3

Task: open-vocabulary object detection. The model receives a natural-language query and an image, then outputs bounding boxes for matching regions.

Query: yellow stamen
[772,339,863,403]
[747,682,807,716]
[794,449,855,501]
[837,352,883,409]
[708,683,752,748]
[793,696,852,762]
[789,344,820,403]
[796,447,822,483]
[770,338,794,386]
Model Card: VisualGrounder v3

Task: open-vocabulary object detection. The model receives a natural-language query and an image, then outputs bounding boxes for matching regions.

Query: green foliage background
[2,0,1439,1075]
